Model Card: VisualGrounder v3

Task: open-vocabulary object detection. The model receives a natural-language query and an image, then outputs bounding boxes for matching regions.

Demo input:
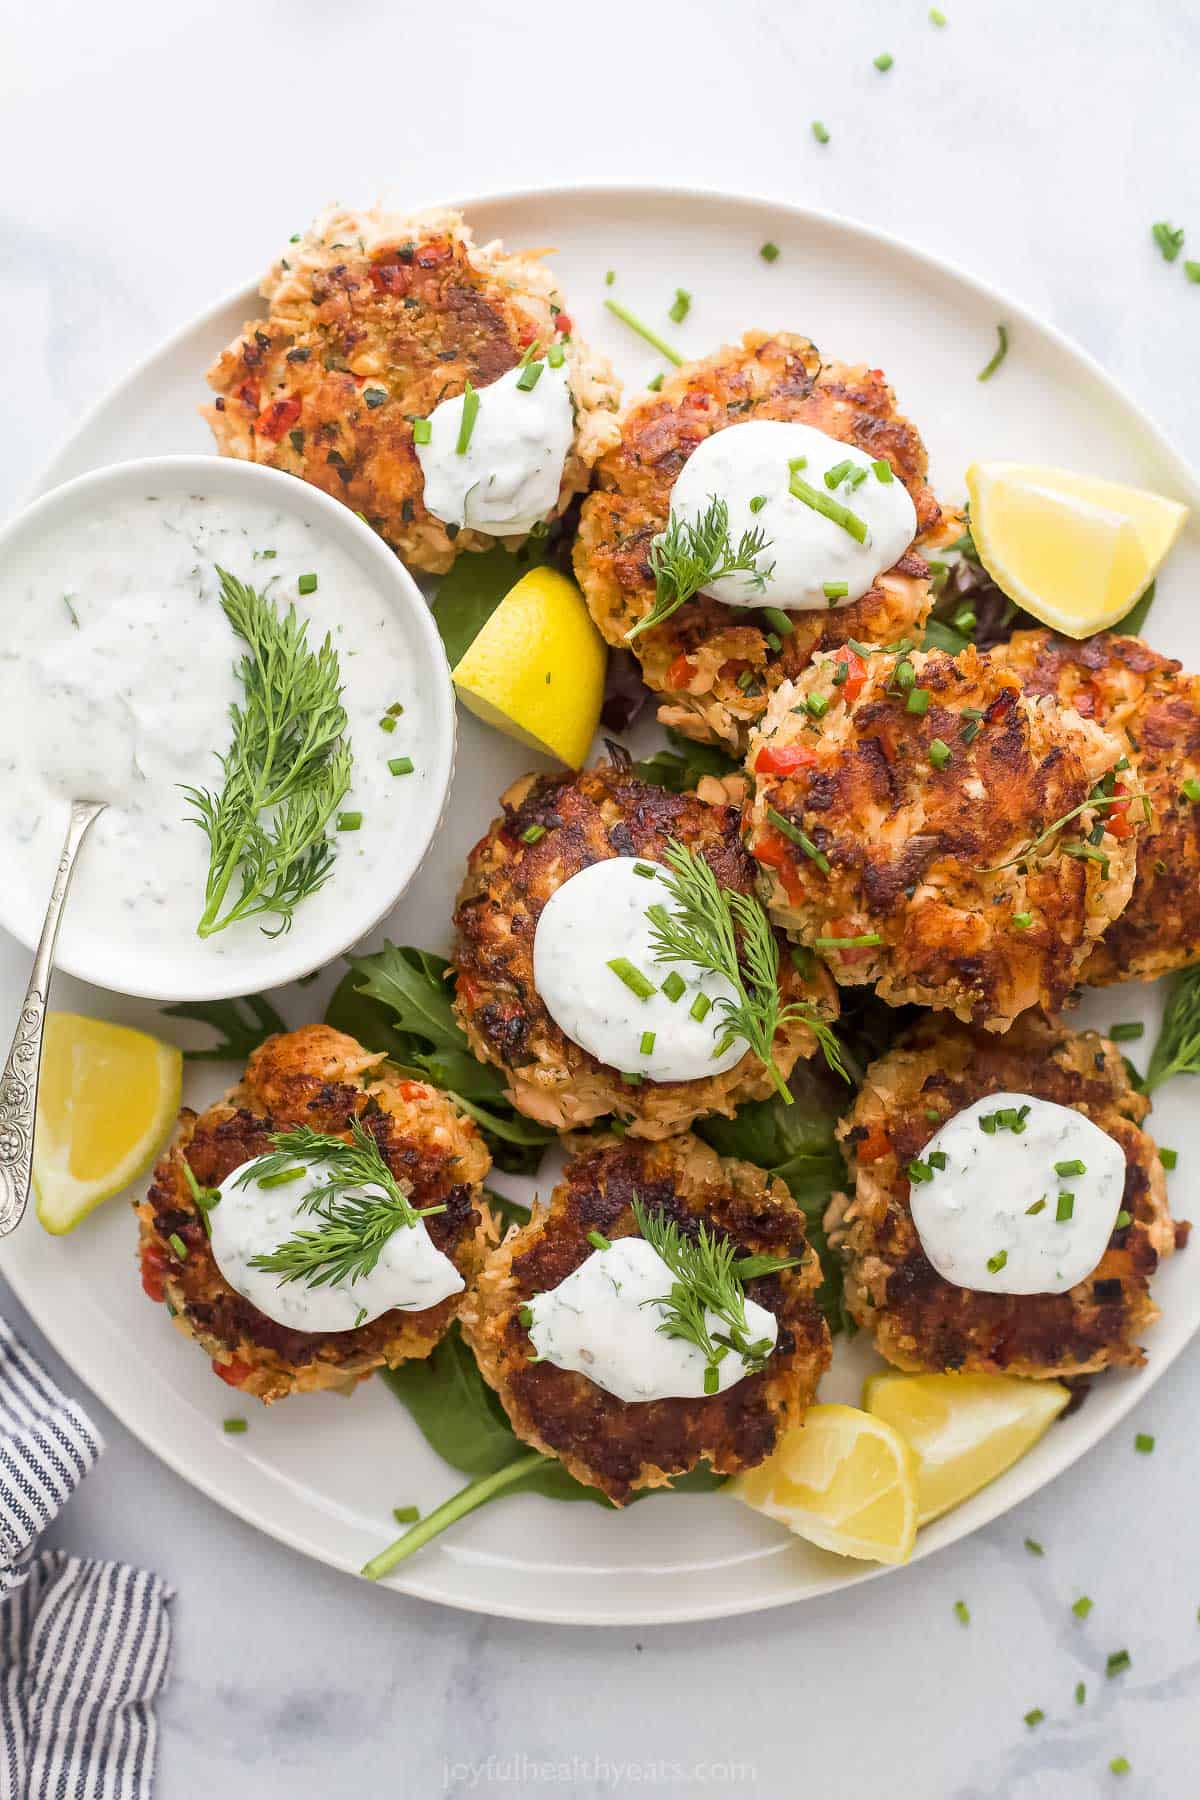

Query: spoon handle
[0,800,105,1239]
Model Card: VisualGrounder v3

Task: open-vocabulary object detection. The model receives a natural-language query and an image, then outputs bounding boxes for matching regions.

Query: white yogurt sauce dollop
[668,419,918,611]
[208,1156,464,1333]
[533,858,746,1082]
[415,359,574,535]
[909,1093,1126,1296]
[527,1234,777,1402]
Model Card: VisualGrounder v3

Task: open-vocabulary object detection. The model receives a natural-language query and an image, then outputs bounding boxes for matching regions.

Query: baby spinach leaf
[432,541,553,668]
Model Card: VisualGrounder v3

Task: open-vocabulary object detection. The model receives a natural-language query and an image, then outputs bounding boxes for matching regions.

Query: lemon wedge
[863,1371,1069,1526]
[451,566,607,768]
[33,1013,182,1234]
[965,461,1188,638]
[731,1403,918,1564]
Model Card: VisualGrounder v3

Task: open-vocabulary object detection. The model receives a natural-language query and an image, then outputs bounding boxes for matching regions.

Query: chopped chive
[620,1071,642,1086]
[633,861,656,877]
[1152,220,1185,263]
[168,1233,188,1260]
[814,932,883,948]
[661,971,686,1004]
[953,1600,970,1625]
[546,340,566,368]
[874,52,894,71]
[223,1417,248,1434]
[518,1304,534,1328]
[788,469,868,542]
[1109,1021,1144,1042]
[703,1364,720,1395]
[379,715,397,733]
[1024,1537,1044,1556]
[521,824,546,844]
[392,1505,420,1525]
[646,373,664,392]
[1106,1649,1131,1678]
[668,288,692,323]
[1115,1210,1132,1229]
[604,299,684,365]
[388,756,414,777]
[832,660,849,686]
[987,1249,1008,1273]
[605,270,616,286]
[639,1031,656,1056]
[1135,1432,1155,1454]
[906,687,931,716]
[1109,1757,1130,1777]
[928,1151,948,1171]
[762,606,794,636]
[1013,912,1033,931]
[760,240,782,261]
[737,670,756,693]
[824,460,854,490]
[823,581,849,601]
[1075,1682,1086,1705]
[767,806,830,872]
[689,992,712,1023]
[1056,1193,1075,1222]
[748,495,769,518]
[259,1166,305,1189]
[1072,1595,1093,1618]
[894,659,916,690]
[806,693,829,719]
[961,717,982,745]
[412,417,432,444]
[843,465,869,492]
[1182,777,1200,802]
[924,1108,941,1123]
[908,1159,935,1184]
[1186,261,1200,284]
[811,121,830,144]
[929,6,947,23]
[337,811,362,831]
[455,380,479,455]
[929,738,951,770]
[1027,1197,1047,1215]
[977,324,1010,382]
[607,957,656,1000]
[1055,1159,1087,1177]
[297,572,318,595]
[872,459,893,483]
[1023,1709,1044,1728]
[1161,1147,1178,1170]
[952,606,977,634]
[363,387,387,409]
[587,1230,612,1251]
[516,360,544,392]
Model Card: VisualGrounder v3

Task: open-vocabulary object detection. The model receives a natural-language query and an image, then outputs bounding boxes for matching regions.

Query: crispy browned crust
[135,1025,492,1404]
[744,643,1138,1030]
[827,1014,1183,1378]
[203,205,619,573]
[995,629,1200,984]
[452,759,839,1137]
[572,331,949,750]
[459,1134,831,1502]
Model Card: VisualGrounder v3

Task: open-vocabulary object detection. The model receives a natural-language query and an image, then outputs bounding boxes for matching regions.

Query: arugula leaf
[324,943,554,1169]
[160,993,288,1061]
[431,541,552,668]
[697,1066,852,1334]
[632,728,741,794]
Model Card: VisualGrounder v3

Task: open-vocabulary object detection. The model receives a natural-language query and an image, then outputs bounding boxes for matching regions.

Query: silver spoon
[0,800,106,1238]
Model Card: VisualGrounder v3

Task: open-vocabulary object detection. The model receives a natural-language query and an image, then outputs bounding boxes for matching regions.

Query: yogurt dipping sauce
[0,480,437,990]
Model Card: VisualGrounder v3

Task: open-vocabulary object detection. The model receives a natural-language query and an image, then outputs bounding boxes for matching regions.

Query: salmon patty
[460,1134,831,1503]
[205,204,620,573]
[452,758,838,1138]
[995,628,1200,984]
[827,1014,1182,1377]
[745,643,1138,1030]
[136,1025,491,1403]
[572,331,946,750]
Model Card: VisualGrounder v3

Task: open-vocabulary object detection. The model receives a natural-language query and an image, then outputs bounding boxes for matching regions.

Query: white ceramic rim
[0,453,457,1003]
[5,181,1199,1624]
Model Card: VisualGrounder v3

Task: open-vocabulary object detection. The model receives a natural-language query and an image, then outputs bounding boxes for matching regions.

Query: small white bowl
[0,455,455,1002]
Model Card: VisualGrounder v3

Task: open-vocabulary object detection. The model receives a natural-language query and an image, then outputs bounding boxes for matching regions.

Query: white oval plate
[3,185,1198,1625]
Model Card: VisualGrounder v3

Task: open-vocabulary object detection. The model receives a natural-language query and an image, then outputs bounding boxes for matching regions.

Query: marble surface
[2,0,1200,1793]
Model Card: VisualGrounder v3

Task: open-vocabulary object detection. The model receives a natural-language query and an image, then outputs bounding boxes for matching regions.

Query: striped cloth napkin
[0,1316,173,1799]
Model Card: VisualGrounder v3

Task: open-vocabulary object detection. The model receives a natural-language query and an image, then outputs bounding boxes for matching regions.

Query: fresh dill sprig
[645,839,847,1101]
[1145,964,1200,1092]
[244,1120,445,1289]
[183,568,353,939]
[979,786,1150,876]
[632,1197,799,1392]
[626,497,773,642]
